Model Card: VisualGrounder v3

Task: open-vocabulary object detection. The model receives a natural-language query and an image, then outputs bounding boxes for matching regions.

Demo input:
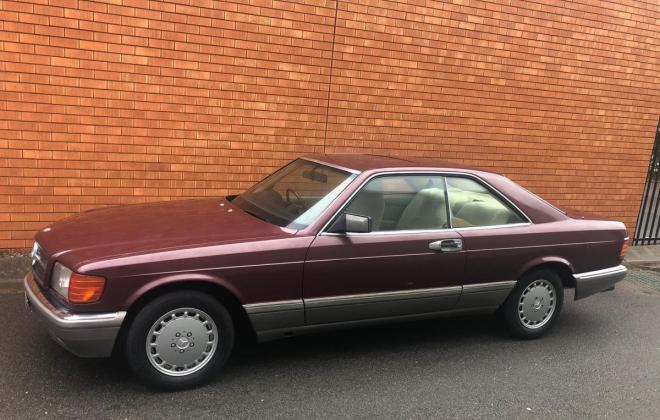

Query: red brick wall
[1,0,659,249]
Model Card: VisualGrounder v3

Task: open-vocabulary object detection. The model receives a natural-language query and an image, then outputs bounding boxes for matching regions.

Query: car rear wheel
[503,269,564,339]
[124,290,234,390]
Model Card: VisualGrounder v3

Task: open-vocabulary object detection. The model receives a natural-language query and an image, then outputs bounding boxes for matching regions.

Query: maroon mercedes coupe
[24,154,629,389]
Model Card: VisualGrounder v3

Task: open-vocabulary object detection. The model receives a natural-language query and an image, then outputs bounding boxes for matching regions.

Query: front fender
[123,272,245,310]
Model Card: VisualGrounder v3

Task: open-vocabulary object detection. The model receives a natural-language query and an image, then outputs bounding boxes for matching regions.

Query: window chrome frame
[319,170,532,236]
[300,157,361,175]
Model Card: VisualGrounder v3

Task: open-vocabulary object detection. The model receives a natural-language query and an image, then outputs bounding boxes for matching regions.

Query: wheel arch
[517,257,576,289]
[115,275,256,355]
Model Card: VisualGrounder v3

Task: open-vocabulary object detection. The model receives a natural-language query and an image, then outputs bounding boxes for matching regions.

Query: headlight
[51,262,72,298]
[51,262,105,303]
[31,242,39,259]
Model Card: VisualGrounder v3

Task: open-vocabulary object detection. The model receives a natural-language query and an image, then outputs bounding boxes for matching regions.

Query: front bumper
[24,272,126,358]
[574,265,627,300]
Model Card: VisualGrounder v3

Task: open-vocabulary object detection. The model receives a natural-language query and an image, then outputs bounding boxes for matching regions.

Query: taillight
[68,273,106,303]
[620,238,630,258]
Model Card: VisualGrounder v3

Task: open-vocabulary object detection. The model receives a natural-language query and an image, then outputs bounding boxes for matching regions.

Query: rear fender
[517,256,575,282]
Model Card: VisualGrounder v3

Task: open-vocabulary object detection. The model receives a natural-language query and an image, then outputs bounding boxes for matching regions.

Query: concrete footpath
[623,245,660,292]
[625,244,660,266]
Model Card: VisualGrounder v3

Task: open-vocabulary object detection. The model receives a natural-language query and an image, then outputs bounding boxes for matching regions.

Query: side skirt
[253,306,499,342]
[243,281,517,342]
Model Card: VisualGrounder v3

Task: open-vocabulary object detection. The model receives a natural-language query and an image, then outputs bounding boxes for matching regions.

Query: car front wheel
[124,290,234,390]
[503,269,564,339]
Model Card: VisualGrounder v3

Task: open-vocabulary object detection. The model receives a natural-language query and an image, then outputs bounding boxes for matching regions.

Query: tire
[503,269,564,339]
[124,290,234,391]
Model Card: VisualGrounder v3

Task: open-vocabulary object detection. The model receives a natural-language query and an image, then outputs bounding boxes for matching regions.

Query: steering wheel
[285,188,307,211]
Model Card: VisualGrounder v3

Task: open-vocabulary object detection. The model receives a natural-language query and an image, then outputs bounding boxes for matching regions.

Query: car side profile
[24,154,629,390]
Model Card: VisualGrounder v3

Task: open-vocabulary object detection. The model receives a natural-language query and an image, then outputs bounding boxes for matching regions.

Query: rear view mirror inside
[302,169,328,183]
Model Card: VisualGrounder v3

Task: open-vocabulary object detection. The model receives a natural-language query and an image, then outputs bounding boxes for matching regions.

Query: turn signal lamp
[52,262,106,303]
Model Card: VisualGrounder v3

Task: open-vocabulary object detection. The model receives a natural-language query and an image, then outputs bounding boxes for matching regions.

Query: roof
[301,153,568,225]
[302,153,481,174]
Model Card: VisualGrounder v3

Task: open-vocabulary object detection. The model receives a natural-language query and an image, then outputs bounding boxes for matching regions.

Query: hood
[35,197,288,267]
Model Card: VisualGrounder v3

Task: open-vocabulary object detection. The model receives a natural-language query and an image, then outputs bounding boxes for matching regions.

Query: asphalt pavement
[0,279,658,419]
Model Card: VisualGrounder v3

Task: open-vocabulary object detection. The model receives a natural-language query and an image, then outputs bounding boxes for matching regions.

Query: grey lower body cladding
[244,281,516,341]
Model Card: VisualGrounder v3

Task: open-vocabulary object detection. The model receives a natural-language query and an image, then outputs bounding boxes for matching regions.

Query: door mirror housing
[328,213,371,234]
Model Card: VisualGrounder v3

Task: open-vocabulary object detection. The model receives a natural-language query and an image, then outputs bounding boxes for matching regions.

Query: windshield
[232,159,357,229]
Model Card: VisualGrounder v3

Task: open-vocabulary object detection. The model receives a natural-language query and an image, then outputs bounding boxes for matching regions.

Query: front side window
[446,177,526,227]
[233,159,357,229]
[344,175,449,231]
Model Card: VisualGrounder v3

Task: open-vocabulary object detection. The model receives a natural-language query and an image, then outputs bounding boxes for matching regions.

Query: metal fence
[633,118,660,245]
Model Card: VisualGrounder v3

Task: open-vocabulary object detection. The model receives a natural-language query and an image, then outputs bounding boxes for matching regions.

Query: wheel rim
[146,307,219,377]
[518,279,556,329]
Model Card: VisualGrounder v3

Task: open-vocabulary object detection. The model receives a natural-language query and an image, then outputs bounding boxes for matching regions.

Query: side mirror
[328,213,372,234]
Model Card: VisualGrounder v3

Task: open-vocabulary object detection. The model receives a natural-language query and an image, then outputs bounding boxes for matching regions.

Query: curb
[623,258,660,264]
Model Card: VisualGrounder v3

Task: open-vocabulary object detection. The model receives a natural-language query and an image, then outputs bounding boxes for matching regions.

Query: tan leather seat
[396,187,448,230]
[454,199,508,226]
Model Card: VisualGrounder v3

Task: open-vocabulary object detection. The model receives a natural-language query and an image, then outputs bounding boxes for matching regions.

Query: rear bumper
[23,272,126,358]
[573,265,627,300]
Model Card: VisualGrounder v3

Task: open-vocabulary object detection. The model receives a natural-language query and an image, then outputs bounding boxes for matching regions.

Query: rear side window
[446,177,526,228]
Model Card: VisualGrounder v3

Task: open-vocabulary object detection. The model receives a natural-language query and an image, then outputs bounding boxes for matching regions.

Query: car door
[444,175,531,310]
[303,173,466,325]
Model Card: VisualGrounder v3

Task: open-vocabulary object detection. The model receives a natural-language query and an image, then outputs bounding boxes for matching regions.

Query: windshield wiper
[242,209,270,223]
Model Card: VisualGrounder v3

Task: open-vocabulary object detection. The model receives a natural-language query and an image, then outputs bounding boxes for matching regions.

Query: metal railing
[633,117,660,245]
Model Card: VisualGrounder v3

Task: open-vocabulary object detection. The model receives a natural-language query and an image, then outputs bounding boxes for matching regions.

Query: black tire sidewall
[504,269,564,339]
[124,290,235,391]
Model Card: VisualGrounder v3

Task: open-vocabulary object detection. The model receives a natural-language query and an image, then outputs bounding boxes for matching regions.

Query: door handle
[429,239,463,252]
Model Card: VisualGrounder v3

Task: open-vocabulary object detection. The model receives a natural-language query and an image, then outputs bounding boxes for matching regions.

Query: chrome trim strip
[455,280,516,309]
[323,222,533,236]
[305,252,434,264]
[318,170,532,236]
[444,176,454,223]
[305,286,462,308]
[243,299,305,332]
[322,228,452,236]
[462,280,517,293]
[453,223,532,232]
[469,240,616,253]
[243,299,304,314]
[121,260,305,278]
[574,265,627,280]
[300,157,362,175]
[248,282,519,312]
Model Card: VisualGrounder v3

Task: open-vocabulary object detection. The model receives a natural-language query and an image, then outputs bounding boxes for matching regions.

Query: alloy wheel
[146,307,219,377]
[517,279,556,329]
